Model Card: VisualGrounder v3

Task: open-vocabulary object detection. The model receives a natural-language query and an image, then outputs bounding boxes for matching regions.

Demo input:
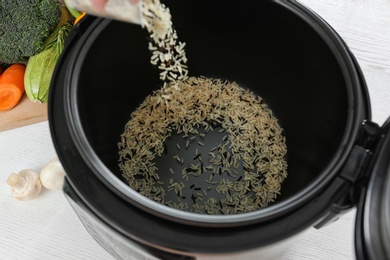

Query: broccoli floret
[0,0,62,64]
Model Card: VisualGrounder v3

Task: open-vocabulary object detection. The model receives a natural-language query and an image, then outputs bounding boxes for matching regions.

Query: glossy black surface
[355,118,390,260]
[49,0,371,255]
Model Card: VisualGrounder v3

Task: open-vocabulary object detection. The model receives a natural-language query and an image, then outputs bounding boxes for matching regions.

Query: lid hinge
[314,146,371,229]
[356,120,381,149]
[347,120,382,201]
[339,145,372,184]
[314,121,381,229]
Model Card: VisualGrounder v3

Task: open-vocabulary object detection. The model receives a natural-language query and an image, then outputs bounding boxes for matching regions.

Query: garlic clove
[7,170,42,201]
[40,158,66,190]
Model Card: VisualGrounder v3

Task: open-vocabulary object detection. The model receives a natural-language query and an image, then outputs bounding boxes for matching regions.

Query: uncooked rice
[118,1,288,215]
[118,77,288,214]
[141,0,188,82]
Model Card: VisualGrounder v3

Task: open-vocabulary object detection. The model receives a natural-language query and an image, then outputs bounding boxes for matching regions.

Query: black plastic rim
[355,118,390,260]
[65,0,365,226]
[49,0,371,254]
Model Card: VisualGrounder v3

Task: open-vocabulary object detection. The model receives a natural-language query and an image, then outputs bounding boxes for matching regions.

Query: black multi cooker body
[49,1,390,259]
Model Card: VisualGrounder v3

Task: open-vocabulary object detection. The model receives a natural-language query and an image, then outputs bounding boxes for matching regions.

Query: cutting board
[0,94,48,132]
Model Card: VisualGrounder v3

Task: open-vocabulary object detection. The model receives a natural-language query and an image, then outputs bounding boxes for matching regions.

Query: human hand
[90,0,139,13]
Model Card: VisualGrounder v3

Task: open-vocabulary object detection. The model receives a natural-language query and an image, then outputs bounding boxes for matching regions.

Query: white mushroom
[39,157,66,190]
[7,170,42,201]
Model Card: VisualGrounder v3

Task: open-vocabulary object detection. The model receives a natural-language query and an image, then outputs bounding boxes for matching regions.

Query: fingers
[90,0,107,13]
[90,0,139,13]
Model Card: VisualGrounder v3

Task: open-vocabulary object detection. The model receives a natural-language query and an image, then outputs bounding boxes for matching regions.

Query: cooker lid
[355,117,390,260]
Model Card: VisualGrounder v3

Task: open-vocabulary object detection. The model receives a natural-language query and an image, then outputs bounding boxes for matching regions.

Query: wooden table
[0,94,47,132]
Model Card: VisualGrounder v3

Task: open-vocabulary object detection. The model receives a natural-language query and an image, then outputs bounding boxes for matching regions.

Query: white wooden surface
[1,1,390,259]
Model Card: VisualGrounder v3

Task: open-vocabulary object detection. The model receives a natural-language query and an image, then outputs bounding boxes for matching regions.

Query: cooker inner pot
[72,1,349,219]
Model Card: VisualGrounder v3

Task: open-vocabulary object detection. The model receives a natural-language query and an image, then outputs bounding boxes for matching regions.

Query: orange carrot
[0,64,26,111]
[74,12,87,25]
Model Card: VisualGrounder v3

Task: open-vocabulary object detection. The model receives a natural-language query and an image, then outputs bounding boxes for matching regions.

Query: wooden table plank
[0,93,47,132]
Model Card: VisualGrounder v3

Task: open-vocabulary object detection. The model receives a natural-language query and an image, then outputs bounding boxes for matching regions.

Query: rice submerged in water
[118,1,288,214]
